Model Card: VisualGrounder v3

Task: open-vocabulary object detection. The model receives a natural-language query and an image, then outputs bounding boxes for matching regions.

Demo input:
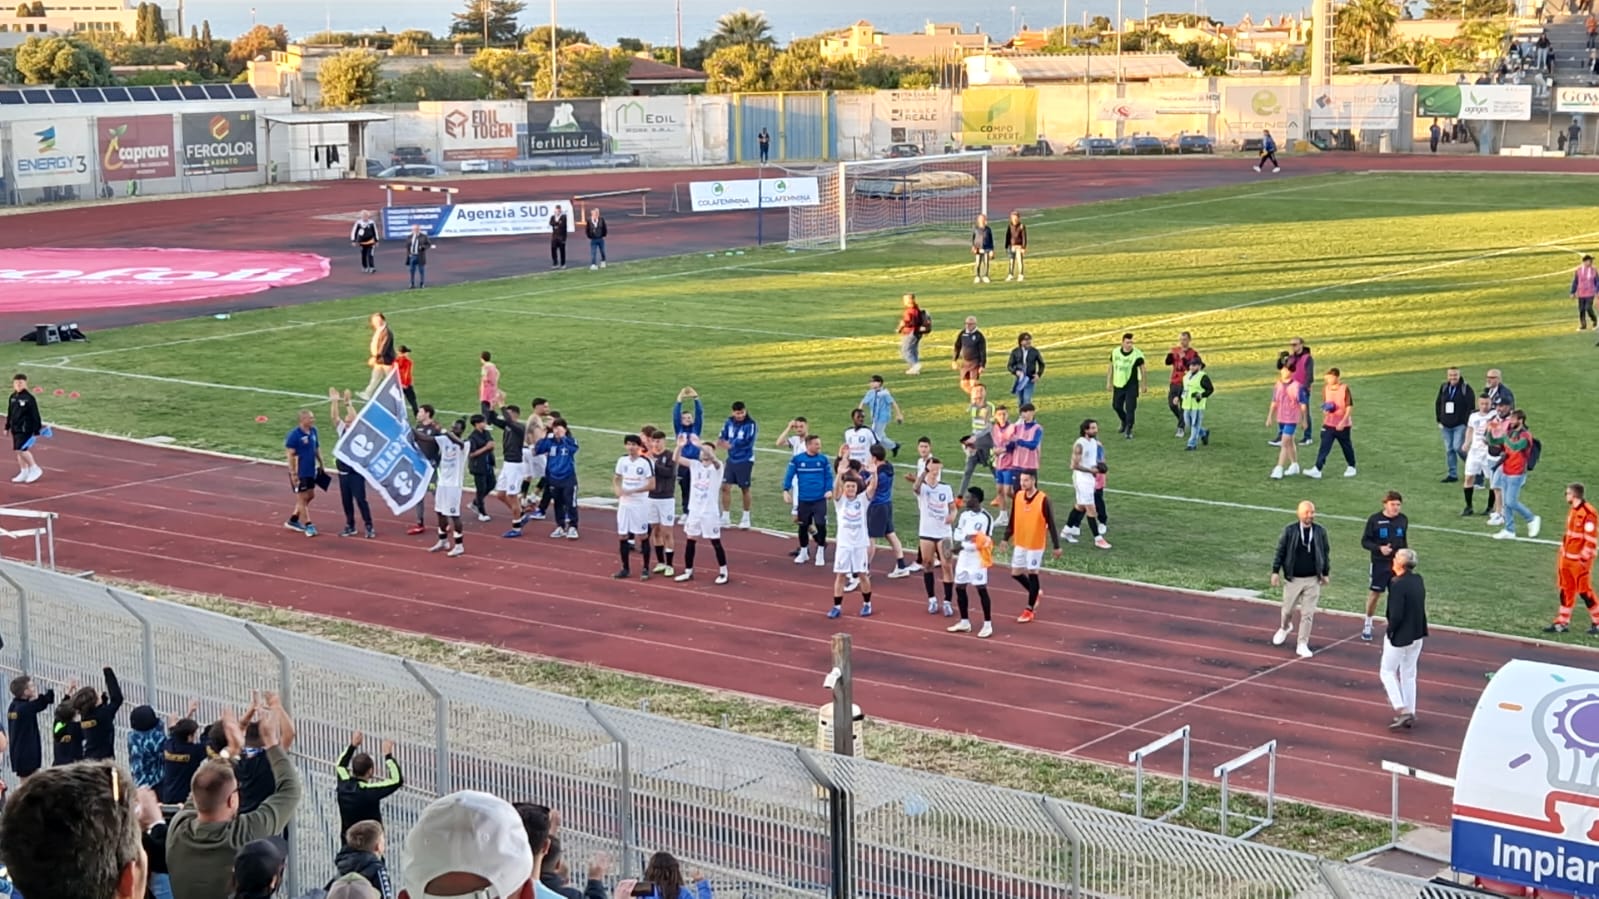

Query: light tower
[1309,0,1339,85]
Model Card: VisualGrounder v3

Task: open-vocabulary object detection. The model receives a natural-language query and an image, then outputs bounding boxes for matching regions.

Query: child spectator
[127,704,165,789]
[332,820,393,899]
[72,666,123,761]
[161,714,208,804]
[7,674,59,778]
[51,700,82,766]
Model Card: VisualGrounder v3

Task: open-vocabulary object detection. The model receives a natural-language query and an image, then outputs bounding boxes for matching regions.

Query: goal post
[786,151,990,251]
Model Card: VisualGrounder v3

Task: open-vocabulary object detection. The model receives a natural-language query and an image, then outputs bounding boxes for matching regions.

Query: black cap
[232,838,288,897]
[129,705,159,732]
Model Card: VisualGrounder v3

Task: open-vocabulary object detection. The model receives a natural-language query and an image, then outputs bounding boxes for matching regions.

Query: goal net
[786,152,989,251]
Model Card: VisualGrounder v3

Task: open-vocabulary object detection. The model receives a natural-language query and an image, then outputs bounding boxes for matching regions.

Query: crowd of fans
[0,681,712,899]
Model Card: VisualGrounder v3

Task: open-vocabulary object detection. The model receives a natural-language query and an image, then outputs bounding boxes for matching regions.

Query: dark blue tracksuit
[783,451,832,549]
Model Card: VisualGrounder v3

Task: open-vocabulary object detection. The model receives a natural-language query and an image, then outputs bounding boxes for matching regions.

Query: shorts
[1296,384,1310,405]
[1489,467,1506,491]
[1370,560,1394,593]
[724,460,753,489]
[1277,423,1298,438]
[918,534,952,564]
[616,501,650,536]
[954,555,989,586]
[867,504,894,538]
[1465,450,1491,479]
[1072,472,1096,507]
[11,431,33,452]
[648,497,677,526]
[435,485,463,518]
[1011,547,1045,571]
[525,456,547,481]
[684,515,721,540]
[833,544,869,575]
[995,469,1017,487]
[292,476,316,494]
[495,461,527,495]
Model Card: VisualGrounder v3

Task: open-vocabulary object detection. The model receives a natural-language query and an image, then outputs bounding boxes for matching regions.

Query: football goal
[786,152,990,251]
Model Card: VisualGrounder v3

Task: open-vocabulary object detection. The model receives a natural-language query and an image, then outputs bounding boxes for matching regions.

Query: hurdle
[573,188,654,219]
[1212,739,1277,840]
[0,507,58,570]
[1126,725,1191,823]
[1345,760,1456,864]
[382,184,459,208]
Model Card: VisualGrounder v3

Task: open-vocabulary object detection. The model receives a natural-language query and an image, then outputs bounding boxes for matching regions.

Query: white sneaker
[1270,466,1284,480]
[1303,467,1322,479]
[714,570,729,584]
[447,544,464,557]
[550,527,568,539]
[1063,528,1079,544]
[590,264,599,271]
[1493,529,1516,540]
[907,562,923,573]
[476,512,492,522]
[1094,536,1111,550]
[1295,643,1313,659]
[982,277,991,283]
[1005,274,1015,282]
[1098,526,1107,538]
[739,512,751,529]
[978,622,993,638]
[1285,464,1300,476]
[10,470,24,483]
[887,566,911,579]
[948,620,972,633]
[1343,466,1357,478]
[566,529,580,540]
[675,569,694,582]
[1487,513,1505,527]
[794,548,810,564]
[815,549,826,566]
[1016,275,1024,282]
[973,276,982,284]
[927,597,939,613]
[721,511,731,526]
[1271,627,1289,646]
[599,261,606,268]
[906,364,922,375]
[1529,516,1543,538]
[22,466,38,483]
[428,540,448,553]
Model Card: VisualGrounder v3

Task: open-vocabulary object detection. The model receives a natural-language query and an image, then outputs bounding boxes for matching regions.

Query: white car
[459,160,494,173]
[376,164,444,179]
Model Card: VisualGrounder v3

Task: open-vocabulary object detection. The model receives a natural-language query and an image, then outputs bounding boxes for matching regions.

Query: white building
[0,0,181,49]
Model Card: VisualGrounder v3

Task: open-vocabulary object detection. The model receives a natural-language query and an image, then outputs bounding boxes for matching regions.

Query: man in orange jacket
[1549,482,1599,634]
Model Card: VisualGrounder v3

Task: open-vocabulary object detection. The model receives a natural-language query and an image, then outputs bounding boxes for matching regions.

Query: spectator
[6,674,58,779]
[540,837,606,899]
[952,317,986,394]
[165,696,303,899]
[0,760,149,899]
[1005,333,1045,409]
[399,791,540,899]
[228,838,287,899]
[897,294,929,376]
[52,699,82,766]
[585,208,608,270]
[336,730,405,838]
[160,713,207,805]
[1277,338,1315,445]
[236,697,296,817]
[1270,500,1330,660]
[142,786,173,899]
[328,876,382,899]
[1379,548,1428,731]
[127,705,166,790]
[956,383,996,497]
[629,852,712,899]
[1482,368,1513,409]
[74,666,124,761]
[334,821,394,899]
[1434,368,1474,483]
[1489,409,1541,541]
[1163,332,1201,438]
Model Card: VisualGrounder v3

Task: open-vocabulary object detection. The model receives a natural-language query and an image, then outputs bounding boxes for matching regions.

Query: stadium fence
[0,559,1483,899]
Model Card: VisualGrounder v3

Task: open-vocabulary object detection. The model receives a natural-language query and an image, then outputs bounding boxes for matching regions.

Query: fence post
[796,747,852,899]
[584,702,636,878]
[1040,798,1085,899]
[402,661,451,796]
[0,569,33,675]
[103,588,157,708]
[244,624,297,899]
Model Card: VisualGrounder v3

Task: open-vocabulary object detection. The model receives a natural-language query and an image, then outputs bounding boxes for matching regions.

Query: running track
[7,153,1599,825]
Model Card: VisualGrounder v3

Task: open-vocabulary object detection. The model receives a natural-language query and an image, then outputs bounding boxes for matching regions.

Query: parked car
[1167,133,1215,154]
[459,159,495,173]
[879,143,924,159]
[391,146,429,165]
[376,164,445,179]
[1018,139,1055,157]
[1067,137,1117,156]
[364,159,386,178]
[1116,135,1166,155]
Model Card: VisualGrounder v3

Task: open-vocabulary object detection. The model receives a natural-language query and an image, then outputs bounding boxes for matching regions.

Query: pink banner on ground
[0,247,332,312]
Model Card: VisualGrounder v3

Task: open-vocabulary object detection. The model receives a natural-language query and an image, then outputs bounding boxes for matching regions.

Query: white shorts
[955,555,989,585]
[1464,450,1491,479]
[434,486,463,518]
[495,461,527,494]
[833,544,870,575]
[649,497,676,526]
[684,515,722,540]
[1011,547,1044,571]
[1072,472,1096,507]
[525,455,547,481]
[616,501,650,535]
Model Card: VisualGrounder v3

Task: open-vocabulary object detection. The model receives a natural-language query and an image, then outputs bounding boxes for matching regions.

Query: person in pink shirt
[1304,368,1356,479]
[1572,253,1599,330]
[989,406,1019,523]
[1266,368,1302,480]
[478,351,500,416]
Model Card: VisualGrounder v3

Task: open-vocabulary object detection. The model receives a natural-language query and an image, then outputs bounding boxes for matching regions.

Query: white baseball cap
[402,791,533,899]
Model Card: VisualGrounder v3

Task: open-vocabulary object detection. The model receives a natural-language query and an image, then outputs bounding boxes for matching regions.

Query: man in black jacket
[1435,367,1475,483]
[1379,548,1428,730]
[405,225,434,289]
[953,317,987,394]
[335,730,404,839]
[1269,501,1330,659]
[1359,491,1409,642]
[549,205,568,269]
[1006,333,1045,408]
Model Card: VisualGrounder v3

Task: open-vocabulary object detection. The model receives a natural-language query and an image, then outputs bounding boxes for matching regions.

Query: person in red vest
[395,346,417,418]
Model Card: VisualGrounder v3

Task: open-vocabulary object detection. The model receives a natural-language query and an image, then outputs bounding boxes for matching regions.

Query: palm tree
[1336,0,1398,63]
[711,9,774,49]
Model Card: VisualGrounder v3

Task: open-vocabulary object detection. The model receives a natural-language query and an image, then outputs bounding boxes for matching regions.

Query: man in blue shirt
[283,410,324,537]
[783,434,832,567]
[718,401,758,530]
[864,444,911,578]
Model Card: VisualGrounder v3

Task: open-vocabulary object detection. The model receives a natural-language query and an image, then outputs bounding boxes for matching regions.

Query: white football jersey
[689,459,724,516]
[432,434,465,489]
[917,479,955,538]
[843,426,876,463]
[614,454,653,503]
[1467,410,1495,452]
[955,509,993,554]
[835,495,870,548]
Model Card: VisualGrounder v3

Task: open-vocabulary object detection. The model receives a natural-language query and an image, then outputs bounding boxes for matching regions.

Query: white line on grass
[1032,228,1599,351]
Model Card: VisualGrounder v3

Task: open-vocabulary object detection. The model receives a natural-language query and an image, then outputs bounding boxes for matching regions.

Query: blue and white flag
[333,371,433,515]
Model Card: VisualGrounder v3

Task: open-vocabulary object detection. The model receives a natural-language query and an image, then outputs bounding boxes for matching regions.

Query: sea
[177,0,1245,48]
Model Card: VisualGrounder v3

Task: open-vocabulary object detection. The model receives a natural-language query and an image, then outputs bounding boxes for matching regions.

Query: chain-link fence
[0,560,1481,899]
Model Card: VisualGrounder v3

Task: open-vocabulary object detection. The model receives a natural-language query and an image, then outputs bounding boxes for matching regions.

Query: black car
[1115,135,1166,155]
[1168,134,1215,154]
[1068,137,1117,156]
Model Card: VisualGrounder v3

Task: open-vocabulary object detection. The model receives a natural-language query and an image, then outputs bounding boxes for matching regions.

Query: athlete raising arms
[916,458,957,617]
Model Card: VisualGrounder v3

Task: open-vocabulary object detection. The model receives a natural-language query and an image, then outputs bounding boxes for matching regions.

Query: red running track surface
[10,428,1597,825]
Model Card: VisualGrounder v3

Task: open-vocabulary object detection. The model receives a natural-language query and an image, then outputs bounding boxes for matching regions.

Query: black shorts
[11,431,31,452]
[867,503,894,538]
[292,476,316,494]
[1370,561,1394,593]
[725,460,754,489]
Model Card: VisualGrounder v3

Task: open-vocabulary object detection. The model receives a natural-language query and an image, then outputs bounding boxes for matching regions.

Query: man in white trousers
[1379,548,1428,730]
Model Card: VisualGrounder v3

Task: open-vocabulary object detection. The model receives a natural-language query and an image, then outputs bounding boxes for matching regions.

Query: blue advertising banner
[381,201,575,240]
[333,371,433,515]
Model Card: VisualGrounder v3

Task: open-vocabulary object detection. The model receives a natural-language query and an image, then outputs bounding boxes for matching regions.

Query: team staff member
[1549,482,1599,634]
[405,224,434,289]
[351,211,379,273]
[1107,333,1146,439]
[644,428,679,576]
[1005,472,1061,622]
[533,419,581,538]
[718,402,758,529]
[1434,367,1473,483]
[783,434,832,566]
[1270,501,1330,659]
[1164,332,1200,437]
[953,317,987,394]
[1359,491,1409,642]
[549,205,569,269]
[1379,548,1428,730]
[1004,210,1028,282]
[359,312,395,400]
[1277,337,1314,445]
[284,410,324,537]
[8,372,43,484]
[970,214,994,284]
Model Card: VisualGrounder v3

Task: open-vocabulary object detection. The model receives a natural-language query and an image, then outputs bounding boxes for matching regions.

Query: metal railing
[0,559,1484,899]
[0,508,57,571]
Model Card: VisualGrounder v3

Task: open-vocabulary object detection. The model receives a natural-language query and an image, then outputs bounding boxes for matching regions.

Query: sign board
[97,115,177,181]
[1452,659,1599,896]
[959,87,1038,146]
[1223,86,1303,139]
[333,371,434,515]
[11,118,93,187]
[1555,86,1599,114]
[1098,100,1156,122]
[606,96,692,161]
[1308,84,1401,130]
[380,201,576,240]
[1149,91,1220,115]
[687,177,821,212]
[428,100,523,161]
[1417,85,1532,121]
[527,99,604,156]
[180,111,258,175]
[880,89,949,126]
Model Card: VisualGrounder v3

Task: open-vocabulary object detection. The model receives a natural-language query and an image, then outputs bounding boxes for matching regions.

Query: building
[623,56,707,95]
[966,52,1197,84]
[0,0,180,48]
[820,20,995,63]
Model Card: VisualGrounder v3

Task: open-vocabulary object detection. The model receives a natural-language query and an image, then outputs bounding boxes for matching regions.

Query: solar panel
[0,92,23,105]
[153,86,181,101]
[46,88,77,103]
[74,88,106,103]
[101,87,131,102]
[230,84,258,99]
[178,85,206,100]
[126,86,155,101]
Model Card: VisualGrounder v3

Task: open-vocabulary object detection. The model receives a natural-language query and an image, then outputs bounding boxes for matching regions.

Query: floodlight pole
[549,0,559,98]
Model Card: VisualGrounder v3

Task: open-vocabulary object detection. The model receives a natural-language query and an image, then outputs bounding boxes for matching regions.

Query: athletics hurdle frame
[572,188,654,219]
[382,184,459,207]
[1126,725,1192,823]
[1345,760,1456,864]
[1212,739,1278,840]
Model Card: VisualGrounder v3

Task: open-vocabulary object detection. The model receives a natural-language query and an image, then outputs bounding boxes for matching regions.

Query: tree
[14,3,28,16]
[200,18,211,45]
[703,42,775,92]
[525,42,630,97]
[770,38,858,90]
[469,47,538,97]
[651,40,708,70]
[616,36,644,52]
[450,0,525,45]
[708,9,774,50]
[226,23,288,71]
[317,48,381,106]
[0,49,17,82]
[134,3,167,43]
[28,0,43,15]
[1335,0,1398,63]
[898,70,933,88]
[1423,0,1511,17]
[521,25,588,50]
[13,35,113,86]
[378,63,490,101]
